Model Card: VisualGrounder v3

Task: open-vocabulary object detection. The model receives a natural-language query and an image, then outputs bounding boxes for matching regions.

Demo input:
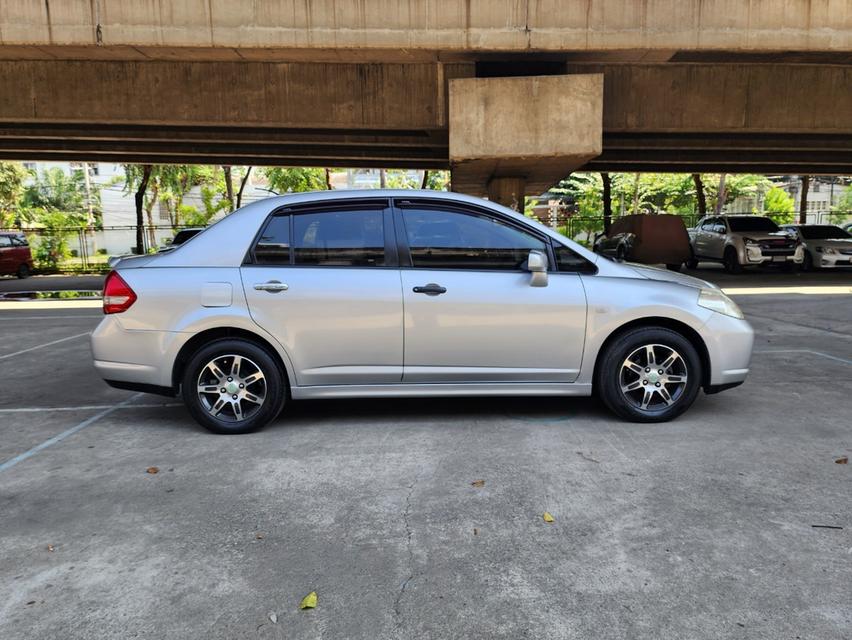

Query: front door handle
[412,283,447,296]
[254,281,289,293]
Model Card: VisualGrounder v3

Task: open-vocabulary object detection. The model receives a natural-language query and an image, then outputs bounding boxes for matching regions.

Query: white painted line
[0,403,182,414]
[0,331,90,361]
[754,349,852,366]
[0,300,102,310]
[724,286,852,296]
[0,315,102,320]
[0,393,143,473]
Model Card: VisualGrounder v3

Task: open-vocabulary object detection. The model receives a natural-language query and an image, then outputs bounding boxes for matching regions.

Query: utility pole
[83,162,97,256]
[799,175,810,224]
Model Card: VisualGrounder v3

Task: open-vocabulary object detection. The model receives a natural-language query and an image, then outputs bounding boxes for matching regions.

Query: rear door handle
[254,281,289,293]
[412,283,447,296]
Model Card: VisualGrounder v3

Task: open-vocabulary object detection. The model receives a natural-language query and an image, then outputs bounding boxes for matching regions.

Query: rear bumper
[91,316,180,388]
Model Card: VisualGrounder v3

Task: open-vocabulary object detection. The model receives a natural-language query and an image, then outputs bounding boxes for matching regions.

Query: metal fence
[3,209,851,273]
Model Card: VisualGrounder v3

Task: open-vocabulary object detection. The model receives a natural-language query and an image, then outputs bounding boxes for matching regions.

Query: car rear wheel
[16,263,30,278]
[597,327,702,423]
[723,247,743,274]
[666,263,681,272]
[684,248,698,270]
[802,251,815,271]
[182,338,286,434]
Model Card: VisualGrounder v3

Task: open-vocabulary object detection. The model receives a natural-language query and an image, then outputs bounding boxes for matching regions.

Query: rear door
[241,201,404,386]
[0,235,12,273]
[394,201,588,383]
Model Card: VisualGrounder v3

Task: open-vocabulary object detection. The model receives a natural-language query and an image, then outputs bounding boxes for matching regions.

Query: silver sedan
[92,190,753,434]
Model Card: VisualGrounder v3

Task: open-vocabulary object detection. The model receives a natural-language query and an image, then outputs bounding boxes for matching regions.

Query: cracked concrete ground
[0,276,850,639]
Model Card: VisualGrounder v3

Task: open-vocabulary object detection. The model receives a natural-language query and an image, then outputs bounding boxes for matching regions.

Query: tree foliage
[21,167,99,226]
[263,167,328,193]
[761,187,795,225]
[0,162,28,227]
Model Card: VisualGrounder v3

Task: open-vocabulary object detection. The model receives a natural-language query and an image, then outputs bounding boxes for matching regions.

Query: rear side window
[293,209,385,267]
[401,208,546,270]
[253,215,291,265]
[0,236,11,248]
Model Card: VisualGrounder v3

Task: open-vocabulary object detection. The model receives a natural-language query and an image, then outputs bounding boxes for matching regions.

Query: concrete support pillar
[487,177,526,211]
[449,74,603,199]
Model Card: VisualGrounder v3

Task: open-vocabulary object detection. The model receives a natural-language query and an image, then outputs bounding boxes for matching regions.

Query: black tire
[685,248,698,270]
[181,338,286,434]
[16,263,30,278]
[666,263,681,272]
[723,246,743,274]
[596,327,703,423]
[802,251,815,272]
[616,246,627,261]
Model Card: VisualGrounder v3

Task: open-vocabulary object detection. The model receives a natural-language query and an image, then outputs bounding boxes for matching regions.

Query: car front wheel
[723,247,743,274]
[597,327,702,423]
[182,338,286,434]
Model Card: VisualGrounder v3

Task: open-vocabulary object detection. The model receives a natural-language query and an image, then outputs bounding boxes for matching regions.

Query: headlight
[744,237,758,246]
[816,246,837,255]
[698,288,744,319]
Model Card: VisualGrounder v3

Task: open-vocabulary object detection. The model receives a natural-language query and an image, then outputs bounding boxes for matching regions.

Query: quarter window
[401,208,546,270]
[253,215,291,265]
[554,244,596,273]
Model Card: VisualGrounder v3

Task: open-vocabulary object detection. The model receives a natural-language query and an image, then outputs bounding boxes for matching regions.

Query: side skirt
[291,382,593,400]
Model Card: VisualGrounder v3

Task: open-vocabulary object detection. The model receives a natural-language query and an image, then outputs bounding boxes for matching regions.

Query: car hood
[626,263,717,289]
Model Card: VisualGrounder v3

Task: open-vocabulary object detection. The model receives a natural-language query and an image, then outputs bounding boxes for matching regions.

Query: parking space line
[0,331,90,360]
[0,393,143,473]
[754,349,852,366]
[0,315,102,320]
[0,403,182,414]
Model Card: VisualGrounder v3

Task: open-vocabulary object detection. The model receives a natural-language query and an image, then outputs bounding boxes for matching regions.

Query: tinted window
[294,209,384,267]
[254,215,291,265]
[402,208,546,270]
[728,217,780,232]
[554,244,596,273]
[800,225,850,240]
[0,236,11,248]
[701,218,719,232]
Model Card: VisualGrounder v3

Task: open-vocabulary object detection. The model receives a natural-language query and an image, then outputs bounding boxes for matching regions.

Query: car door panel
[401,270,586,382]
[241,206,404,386]
[395,204,587,384]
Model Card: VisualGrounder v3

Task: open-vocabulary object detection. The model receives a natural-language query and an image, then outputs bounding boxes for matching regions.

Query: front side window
[401,208,546,270]
[293,209,384,267]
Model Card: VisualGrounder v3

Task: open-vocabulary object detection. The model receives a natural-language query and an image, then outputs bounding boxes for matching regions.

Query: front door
[396,204,587,383]
[242,204,403,386]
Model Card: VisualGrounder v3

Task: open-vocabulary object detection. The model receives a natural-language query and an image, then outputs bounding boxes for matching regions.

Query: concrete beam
[1,1,849,53]
[449,74,603,197]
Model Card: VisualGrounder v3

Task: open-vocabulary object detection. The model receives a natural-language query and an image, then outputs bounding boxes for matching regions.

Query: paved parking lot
[0,280,850,639]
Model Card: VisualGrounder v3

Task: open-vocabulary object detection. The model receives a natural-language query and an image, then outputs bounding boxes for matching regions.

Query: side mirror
[526,249,549,287]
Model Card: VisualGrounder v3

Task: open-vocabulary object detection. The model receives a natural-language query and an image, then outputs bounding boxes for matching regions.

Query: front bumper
[744,244,803,265]
[817,251,852,268]
[698,311,754,387]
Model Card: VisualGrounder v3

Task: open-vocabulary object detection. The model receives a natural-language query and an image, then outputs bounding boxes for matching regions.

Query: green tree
[829,184,852,224]
[761,187,796,225]
[263,167,328,193]
[21,167,96,225]
[422,170,450,190]
[0,162,28,227]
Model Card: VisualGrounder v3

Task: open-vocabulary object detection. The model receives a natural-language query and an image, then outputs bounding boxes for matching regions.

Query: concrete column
[487,177,526,211]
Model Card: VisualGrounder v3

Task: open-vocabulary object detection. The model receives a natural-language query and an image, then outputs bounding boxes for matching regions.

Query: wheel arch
[171,327,292,392]
[592,316,711,393]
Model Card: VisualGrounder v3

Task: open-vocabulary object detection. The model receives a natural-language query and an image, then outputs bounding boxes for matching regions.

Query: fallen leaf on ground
[543,512,555,523]
[46,544,54,552]
[146,467,159,474]
[255,533,265,540]
[836,456,849,464]
[300,591,317,609]
[268,612,278,624]
[473,528,479,536]
[471,479,485,488]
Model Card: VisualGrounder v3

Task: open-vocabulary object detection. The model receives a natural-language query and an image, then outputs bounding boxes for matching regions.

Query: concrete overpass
[0,1,850,204]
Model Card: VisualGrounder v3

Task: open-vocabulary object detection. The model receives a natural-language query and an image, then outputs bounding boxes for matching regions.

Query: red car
[0,232,34,278]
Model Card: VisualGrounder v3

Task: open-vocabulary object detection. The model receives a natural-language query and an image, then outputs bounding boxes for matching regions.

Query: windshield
[727,217,780,233]
[799,225,851,240]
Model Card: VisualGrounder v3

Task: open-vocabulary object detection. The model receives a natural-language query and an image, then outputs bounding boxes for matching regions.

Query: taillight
[102,271,137,314]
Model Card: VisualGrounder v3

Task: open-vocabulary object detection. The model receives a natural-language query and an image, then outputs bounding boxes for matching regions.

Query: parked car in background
[107,228,203,268]
[841,221,852,234]
[687,215,803,273]
[0,232,34,278]
[781,224,852,270]
[594,214,690,271]
[92,190,753,434]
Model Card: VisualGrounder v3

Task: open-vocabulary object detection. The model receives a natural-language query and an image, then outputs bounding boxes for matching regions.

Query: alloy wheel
[196,354,267,423]
[619,344,688,411]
